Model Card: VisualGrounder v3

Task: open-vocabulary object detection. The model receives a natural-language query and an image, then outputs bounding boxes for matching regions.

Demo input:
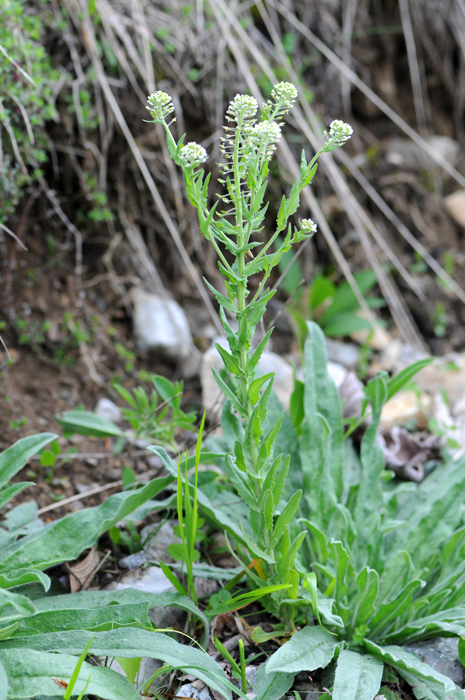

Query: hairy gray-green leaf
[0,628,237,699]
[0,475,174,576]
[332,650,383,700]
[265,625,340,673]
[253,663,294,700]
[0,434,57,489]
[0,648,134,700]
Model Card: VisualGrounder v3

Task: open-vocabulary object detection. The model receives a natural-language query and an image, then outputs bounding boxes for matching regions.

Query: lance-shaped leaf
[364,639,462,696]
[271,490,302,547]
[265,625,340,674]
[0,627,242,700]
[56,411,123,438]
[332,650,383,700]
[211,367,247,418]
[0,433,57,489]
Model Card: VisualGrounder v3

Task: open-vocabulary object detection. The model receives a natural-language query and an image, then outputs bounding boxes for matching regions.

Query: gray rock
[106,566,181,629]
[405,637,464,687]
[325,337,360,370]
[95,397,122,424]
[201,337,294,420]
[176,682,212,700]
[119,521,182,570]
[386,135,460,170]
[119,551,147,569]
[130,287,200,377]
[142,521,180,563]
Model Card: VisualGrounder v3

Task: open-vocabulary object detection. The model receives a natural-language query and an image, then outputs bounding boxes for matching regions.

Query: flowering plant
[147,84,352,625]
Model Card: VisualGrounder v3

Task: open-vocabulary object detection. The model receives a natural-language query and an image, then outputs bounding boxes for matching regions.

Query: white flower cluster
[226,94,258,123]
[146,91,175,121]
[250,121,282,148]
[299,218,317,235]
[325,119,353,146]
[271,82,298,110]
[180,142,208,168]
[248,121,282,165]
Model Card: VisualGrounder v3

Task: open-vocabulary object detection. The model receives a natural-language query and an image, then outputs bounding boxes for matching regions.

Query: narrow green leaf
[63,635,94,700]
[247,328,274,375]
[248,373,274,405]
[56,411,123,438]
[215,343,242,376]
[265,625,340,673]
[332,650,383,700]
[211,367,246,417]
[271,455,290,506]
[458,637,465,668]
[398,670,465,700]
[276,195,287,229]
[253,663,294,700]
[368,579,423,640]
[0,589,36,618]
[0,434,57,489]
[113,656,142,687]
[351,567,379,628]
[0,475,174,576]
[271,490,302,547]
[203,278,238,313]
[386,358,434,402]
[159,562,188,596]
[364,640,461,693]
[0,622,18,641]
[302,162,318,187]
[0,483,34,511]
[277,530,307,578]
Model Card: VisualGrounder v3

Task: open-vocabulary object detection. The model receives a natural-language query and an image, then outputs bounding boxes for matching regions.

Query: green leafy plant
[145,84,465,699]
[0,0,59,223]
[262,324,465,700]
[57,374,196,451]
[280,266,385,341]
[146,83,353,625]
[0,433,242,699]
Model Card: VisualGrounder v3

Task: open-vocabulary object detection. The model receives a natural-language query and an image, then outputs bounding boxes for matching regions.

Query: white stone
[325,337,360,369]
[380,390,432,430]
[201,337,294,420]
[95,397,122,424]
[350,320,391,350]
[327,361,347,388]
[444,190,465,228]
[106,567,181,629]
[130,287,200,376]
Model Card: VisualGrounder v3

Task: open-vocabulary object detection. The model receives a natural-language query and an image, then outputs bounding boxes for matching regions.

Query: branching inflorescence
[147,83,352,626]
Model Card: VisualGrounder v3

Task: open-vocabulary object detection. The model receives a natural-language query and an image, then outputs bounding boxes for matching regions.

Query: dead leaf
[67,546,103,592]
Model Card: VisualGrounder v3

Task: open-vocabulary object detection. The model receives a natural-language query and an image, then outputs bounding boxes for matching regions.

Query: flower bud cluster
[226,94,258,123]
[263,81,298,122]
[324,120,353,147]
[271,82,298,111]
[299,218,317,235]
[180,142,208,168]
[250,121,282,151]
[146,91,175,122]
